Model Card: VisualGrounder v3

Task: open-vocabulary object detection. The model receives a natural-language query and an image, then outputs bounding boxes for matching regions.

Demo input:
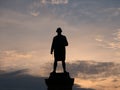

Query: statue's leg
[62,61,66,72]
[53,60,57,72]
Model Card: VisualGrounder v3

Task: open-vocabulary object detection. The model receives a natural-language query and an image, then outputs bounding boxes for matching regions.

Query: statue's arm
[65,37,68,46]
[50,38,54,54]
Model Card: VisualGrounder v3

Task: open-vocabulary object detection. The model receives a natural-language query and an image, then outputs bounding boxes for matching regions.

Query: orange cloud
[0,50,33,60]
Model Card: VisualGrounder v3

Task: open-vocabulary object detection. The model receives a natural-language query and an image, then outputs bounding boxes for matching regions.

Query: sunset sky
[0,0,120,71]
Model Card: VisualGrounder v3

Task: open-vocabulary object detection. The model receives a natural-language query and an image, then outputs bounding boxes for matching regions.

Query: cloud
[43,60,120,78]
[103,8,120,17]
[0,50,33,71]
[0,50,46,72]
[28,0,69,16]
[1,1,120,62]
[30,11,40,16]
[95,29,120,49]
[95,35,104,42]
[41,0,69,5]
[0,50,34,60]
[114,29,120,41]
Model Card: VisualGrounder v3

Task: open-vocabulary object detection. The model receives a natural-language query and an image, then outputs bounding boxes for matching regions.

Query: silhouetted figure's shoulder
[52,34,68,47]
[53,34,66,39]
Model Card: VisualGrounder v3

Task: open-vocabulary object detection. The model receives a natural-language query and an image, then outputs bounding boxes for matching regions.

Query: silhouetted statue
[45,28,74,90]
[51,27,68,73]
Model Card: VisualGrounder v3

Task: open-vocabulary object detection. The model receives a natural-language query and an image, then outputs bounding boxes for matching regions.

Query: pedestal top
[49,72,71,79]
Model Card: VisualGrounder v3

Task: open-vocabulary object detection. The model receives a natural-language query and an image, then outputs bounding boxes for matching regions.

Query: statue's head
[56,27,62,34]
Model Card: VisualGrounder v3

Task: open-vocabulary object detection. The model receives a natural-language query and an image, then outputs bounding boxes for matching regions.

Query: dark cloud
[43,60,120,78]
[0,69,46,90]
[0,69,96,90]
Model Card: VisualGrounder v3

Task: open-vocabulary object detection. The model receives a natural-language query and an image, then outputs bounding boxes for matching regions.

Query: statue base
[45,72,74,90]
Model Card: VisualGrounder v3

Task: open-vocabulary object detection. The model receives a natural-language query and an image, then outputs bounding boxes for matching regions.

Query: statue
[45,27,74,90]
[51,27,68,73]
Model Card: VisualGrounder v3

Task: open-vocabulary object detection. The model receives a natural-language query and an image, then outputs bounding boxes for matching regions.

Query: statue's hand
[50,51,53,54]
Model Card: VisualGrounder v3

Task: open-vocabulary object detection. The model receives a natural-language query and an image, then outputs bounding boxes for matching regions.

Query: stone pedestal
[45,72,74,90]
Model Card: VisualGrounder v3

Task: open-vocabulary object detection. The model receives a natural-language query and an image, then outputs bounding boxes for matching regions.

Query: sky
[0,0,120,71]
